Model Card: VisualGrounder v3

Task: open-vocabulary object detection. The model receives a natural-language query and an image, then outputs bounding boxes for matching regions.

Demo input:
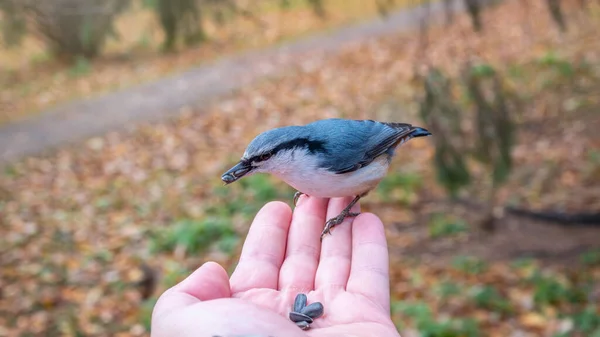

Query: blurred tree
[546,0,567,32]
[0,0,27,47]
[0,0,130,58]
[418,64,518,231]
[212,0,266,29]
[155,0,206,51]
[464,0,483,32]
[418,68,471,198]
[307,0,326,18]
[276,0,327,17]
[376,0,396,18]
[151,0,266,52]
[462,63,516,231]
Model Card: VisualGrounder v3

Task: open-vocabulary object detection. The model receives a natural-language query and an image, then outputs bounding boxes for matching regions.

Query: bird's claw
[320,217,343,241]
[320,211,361,241]
[293,191,304,206]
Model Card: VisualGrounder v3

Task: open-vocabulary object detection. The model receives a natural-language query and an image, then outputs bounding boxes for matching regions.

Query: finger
[278,196,328,291]
[230,201,292,293]
[152,261,230,321]
[314,197,358,290]
[346,213,390,312]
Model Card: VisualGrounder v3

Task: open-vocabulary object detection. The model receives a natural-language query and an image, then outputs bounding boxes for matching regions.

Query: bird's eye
[259,153,272,161]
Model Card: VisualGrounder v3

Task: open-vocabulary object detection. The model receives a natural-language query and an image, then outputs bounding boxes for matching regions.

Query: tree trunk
[464,0,482,32]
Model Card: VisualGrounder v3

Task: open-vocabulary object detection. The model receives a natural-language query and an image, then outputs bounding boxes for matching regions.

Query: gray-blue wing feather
[306,119,415,174]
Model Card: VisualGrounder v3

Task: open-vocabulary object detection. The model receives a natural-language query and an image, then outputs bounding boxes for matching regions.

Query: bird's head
[221,126,323,184]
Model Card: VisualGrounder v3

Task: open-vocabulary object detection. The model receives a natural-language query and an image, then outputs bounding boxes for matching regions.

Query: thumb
[172,261,231,301]
[152,261,231,320]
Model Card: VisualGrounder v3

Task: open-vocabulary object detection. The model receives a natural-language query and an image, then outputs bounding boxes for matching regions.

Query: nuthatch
[222,118,431,240]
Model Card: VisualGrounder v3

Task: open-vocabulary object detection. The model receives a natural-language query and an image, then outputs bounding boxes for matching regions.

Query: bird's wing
[310,119,415,174]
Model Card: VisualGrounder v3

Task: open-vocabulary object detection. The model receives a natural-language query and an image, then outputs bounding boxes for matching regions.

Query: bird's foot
[320,210,361,241]
[293,191,304,206]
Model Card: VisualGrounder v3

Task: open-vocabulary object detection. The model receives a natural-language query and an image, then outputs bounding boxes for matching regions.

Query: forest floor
[1,0,600,336]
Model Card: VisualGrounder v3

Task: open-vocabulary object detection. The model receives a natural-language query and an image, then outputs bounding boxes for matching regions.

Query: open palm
[152,196,400,337]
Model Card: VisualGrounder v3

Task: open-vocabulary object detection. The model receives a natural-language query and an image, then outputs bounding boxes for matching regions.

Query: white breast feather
[268,150,390,198]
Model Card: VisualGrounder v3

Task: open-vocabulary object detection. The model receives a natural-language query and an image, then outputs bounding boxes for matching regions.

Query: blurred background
[1,0,600,336]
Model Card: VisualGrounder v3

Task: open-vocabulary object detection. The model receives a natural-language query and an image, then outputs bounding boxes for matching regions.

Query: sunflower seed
[300,302,324,319]
[289,311,313,324]
[295,320,310,330]
[293,293,307,312]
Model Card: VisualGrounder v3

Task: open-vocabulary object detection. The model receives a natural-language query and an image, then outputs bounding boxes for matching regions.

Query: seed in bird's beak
[300,302,324,319]
[234,168,248,176]
[295,321,310,330]
[221,174,235,184]
[289,311,313,324]
[221,161,253,184]
[293,293,307,312]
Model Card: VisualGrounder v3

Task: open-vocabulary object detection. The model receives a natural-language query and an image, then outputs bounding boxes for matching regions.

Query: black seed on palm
[293,293,307,312]
[295,321,310,330]
[289,311,313,324]
[300,302,324,319]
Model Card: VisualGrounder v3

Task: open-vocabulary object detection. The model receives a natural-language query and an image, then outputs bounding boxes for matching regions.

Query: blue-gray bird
[221,118,431,240]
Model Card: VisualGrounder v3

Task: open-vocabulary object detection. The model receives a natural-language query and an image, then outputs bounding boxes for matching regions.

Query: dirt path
[0,1,463,165]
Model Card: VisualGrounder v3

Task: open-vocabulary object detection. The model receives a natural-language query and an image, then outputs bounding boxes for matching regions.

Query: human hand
[152,196,399,337]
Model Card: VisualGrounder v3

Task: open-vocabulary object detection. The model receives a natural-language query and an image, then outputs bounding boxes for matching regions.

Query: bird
[221,118,432,240]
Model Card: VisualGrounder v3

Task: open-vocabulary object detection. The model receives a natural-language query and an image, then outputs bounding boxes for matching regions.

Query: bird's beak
[221,161,252,184]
